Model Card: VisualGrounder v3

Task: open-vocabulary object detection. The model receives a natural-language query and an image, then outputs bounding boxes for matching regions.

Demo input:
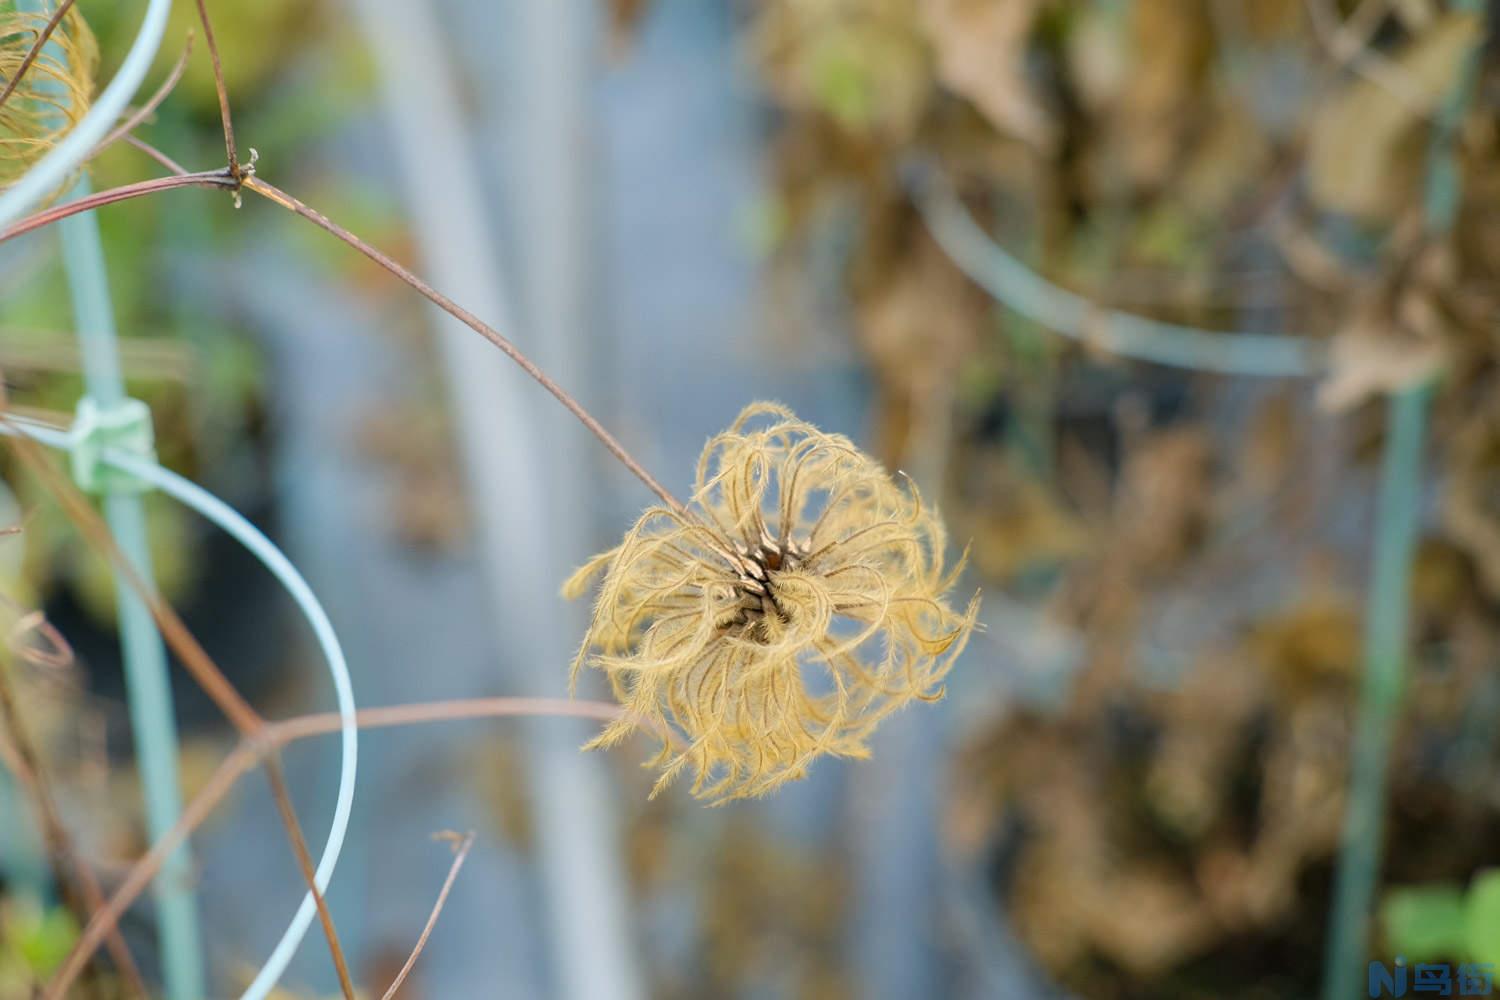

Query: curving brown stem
[86,31,195,168]
[43,744,258,1000]
[47,696,628,997]
[189,0,238,179]
[0,170,237,244]
[380,832,476,1000]
[262,755,356,998]
[0,662,150,997]
[3,425,357,998]
[240,174,687,514]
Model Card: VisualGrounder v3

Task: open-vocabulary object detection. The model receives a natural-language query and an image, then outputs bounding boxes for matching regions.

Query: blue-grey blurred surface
[167,1,1007,996]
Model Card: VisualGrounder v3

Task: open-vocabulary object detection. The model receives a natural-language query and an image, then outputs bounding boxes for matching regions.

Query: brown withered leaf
[1250,597,1362,699]
[1318,235,1454,411]
[1065,2,1130,115]
[1306,10,1483,222]
[1112,0,1213,188]
[1115,427,1215,572]
[1175,98,1272,218]
[919,0,1054,151]
[856,228,981,402]
[750,0,931,140]
[1145,651,1266,839]
[353,404,469,551]
[967,470,1092,581]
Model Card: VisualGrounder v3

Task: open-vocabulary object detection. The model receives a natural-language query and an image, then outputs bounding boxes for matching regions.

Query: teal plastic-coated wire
[4,2,352,991]
[1320,383,1431,1000]
[1321,5,1481,995]
[18,0,202,986]
[1,416,359,1000]
[56,173,206,1000]
[0,0,174,227]
[907,162,1330,377]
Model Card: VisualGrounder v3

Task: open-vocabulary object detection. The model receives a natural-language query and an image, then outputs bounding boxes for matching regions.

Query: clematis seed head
[564,402,980,803]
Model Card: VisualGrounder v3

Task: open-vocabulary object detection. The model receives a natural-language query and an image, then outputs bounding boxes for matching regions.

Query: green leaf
[1465,870,1500,964]
[15,906,79,977]
[1382,884,1468,961]
[811,35,875,129]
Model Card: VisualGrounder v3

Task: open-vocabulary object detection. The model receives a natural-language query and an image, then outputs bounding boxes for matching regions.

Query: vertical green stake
[14,2,203,991]
[1323,6,1480,995]
[1321,383,1431,1000]
[59,183,205,999]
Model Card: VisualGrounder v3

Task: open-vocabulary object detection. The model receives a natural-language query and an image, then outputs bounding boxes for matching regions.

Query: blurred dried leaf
[354,404,468,551]
[919,0,1054,150]
[1113,0,1213,188]
[1318,238,1454,411]
[1066,3,1129,114]
[1306,10,1483,222]
[968,474,1091,580]
[1116,428,1214,571]
[1251,597,1361,696]
[856,229,980,398]
[751,0,931,139]
[1445,403,1500,601]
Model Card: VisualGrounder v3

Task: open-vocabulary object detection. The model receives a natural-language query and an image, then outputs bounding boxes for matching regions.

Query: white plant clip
[68,396,157,494]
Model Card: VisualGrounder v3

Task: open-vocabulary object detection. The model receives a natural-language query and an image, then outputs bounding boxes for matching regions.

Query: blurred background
[2,0,1500,997]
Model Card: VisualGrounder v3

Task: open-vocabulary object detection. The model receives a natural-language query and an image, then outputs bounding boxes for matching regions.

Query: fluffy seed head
[565,402,980,803]
[0,3,98,196]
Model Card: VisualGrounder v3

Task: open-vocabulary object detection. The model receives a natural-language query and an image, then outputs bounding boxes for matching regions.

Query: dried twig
[0,170,238,244]
[269,697,632,745]
[0,660,149,997]
[2,425,357,997]
[6,428,262,732]
[49,695,628,997]
[120,135,189,177]
[87,32,195,167]
[190,0,238,179]
[262,754,357,998]
[44,744,260,1000]
[380,832,477,1000]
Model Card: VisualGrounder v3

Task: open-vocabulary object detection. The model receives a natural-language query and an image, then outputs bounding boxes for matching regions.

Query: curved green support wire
[2,3,361,995]
[907,161,1329,377]
[905,9,1482,995]
[3,416,360,1000]
[1322,382,1432,1000]
[10,0,198,993]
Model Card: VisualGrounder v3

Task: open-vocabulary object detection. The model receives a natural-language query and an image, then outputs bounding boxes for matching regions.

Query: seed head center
[729,534,812,632]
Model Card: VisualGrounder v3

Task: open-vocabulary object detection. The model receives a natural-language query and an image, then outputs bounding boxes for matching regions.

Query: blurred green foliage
[1,0,384,622]
[0,897,80,992]
[1383,871,1500,965]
